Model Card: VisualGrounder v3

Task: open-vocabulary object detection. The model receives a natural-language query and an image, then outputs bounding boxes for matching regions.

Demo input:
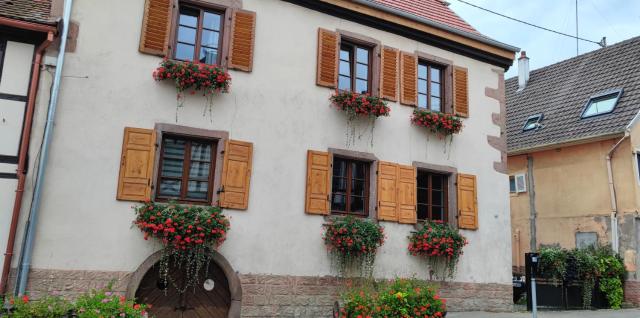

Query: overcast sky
[447,0,640,78]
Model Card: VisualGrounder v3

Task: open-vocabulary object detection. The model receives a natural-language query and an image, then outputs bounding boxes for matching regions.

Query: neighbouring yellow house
[506,36,640,305]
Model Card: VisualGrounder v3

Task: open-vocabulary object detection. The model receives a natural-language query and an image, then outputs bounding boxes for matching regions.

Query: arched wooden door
[135,260,231,318]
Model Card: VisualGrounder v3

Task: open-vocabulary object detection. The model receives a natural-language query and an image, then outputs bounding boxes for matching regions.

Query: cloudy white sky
[447,0,640,78]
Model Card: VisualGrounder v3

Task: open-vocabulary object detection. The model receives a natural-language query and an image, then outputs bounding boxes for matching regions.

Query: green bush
[3,295,70,318]
[340,278,446,318]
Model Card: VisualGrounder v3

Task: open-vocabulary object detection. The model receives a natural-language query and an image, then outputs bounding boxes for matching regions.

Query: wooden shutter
[305,150,332,215]
[219,140,253,210]
[380,46,399,101]
[399,51,417,106]
[316,28,339,88]
[117,127,156,201]
[397,165,417,224]
[228,9,256,72]
[457,173,478,230]
[453,66,469,117]
[377,161,398,221]
[138,0,175,56]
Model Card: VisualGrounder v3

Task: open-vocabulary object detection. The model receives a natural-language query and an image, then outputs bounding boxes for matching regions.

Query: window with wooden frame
[331,157,370,216]
[417,60,444,112]
[156,135,217,204]
[417,170,448,223]
[174,3,224,65]
[338,40,372,94]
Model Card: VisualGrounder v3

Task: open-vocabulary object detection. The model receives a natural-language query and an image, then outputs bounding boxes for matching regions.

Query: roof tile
[370,0,478,34]
[0,0,53,24]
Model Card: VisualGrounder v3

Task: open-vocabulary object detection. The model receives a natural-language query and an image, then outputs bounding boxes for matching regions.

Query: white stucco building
[1,0,518,316]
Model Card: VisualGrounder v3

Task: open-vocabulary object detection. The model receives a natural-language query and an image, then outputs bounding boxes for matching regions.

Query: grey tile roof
[0,0,53,24]
[506,36,640,154]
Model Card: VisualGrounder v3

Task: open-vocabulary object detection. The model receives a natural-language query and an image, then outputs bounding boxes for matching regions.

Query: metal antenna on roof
[599,37,607,48]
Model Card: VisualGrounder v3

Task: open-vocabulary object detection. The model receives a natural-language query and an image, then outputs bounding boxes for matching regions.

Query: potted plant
[329,90,391,147]
[153,58,231,120]
[323,215,385,277]
[408,220,468,280]
[410,109,463,137]
[133,201,230,293]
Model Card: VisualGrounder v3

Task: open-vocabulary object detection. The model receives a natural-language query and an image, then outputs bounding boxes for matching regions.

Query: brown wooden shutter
[228,9,256,72]
[457,173,478,230]
[305,150,332,215]
[316,28,339,88]
[117,127,156,201]
[399,51,418,106]
[219,140,253,210]
[377,161,398,221]
[138,0,175,56]
[397,165,417,224]
[453,66,469,117]
[380,46,399,101]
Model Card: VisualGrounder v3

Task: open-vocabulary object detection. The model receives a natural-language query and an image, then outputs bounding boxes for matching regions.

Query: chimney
[517,51,530,91]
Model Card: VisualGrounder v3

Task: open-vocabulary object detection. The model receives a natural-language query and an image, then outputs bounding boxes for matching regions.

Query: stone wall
[625,280,640,305]
[7,269,129,299]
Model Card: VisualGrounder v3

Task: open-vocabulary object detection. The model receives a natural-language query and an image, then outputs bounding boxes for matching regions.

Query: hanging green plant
[133,201,230,294]
[408,220,468,280]
[153,59,231,120]
[329,90,390,147]
[323,215,385,278]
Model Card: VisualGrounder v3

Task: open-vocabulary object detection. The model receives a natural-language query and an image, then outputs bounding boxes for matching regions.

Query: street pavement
[448,309,640,318]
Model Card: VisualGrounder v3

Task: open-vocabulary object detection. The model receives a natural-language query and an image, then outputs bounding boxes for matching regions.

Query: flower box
[411,109,463,136]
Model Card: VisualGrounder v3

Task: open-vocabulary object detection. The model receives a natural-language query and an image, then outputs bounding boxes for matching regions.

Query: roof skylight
[581,90,623,118]
[523,114,543,131]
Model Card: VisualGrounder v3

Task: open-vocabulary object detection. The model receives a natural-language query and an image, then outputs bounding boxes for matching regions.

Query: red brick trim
[485,68,507,174]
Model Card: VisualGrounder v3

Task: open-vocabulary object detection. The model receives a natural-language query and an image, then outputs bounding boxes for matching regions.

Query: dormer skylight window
[581,89,623,118]
[523,114,543,131]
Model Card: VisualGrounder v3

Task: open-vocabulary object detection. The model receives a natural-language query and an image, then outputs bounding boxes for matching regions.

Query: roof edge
[353,0,520,53]
[507,131,625,156]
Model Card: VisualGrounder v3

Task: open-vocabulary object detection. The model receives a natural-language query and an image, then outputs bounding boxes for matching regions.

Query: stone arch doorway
[127,250,242,318]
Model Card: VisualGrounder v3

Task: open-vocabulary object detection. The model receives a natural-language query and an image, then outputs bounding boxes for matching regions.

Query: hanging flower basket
[411,109,463,136]
[134,201,230,293]
[329,90,390,147]
[408,220,468,280]
[323,215,385,278]
[153,59,231,119]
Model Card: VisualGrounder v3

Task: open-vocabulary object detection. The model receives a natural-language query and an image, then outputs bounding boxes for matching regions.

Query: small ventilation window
[581,89,623,118]
[522,114,543,131]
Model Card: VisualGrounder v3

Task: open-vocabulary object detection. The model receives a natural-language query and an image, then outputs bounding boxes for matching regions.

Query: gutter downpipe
[15,0,73,296]
[0,29,55,296]
[606,110,640,254]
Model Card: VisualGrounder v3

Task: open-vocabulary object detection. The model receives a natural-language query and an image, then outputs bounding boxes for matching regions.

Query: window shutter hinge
[327,194,330,201]
[217,186,225,194]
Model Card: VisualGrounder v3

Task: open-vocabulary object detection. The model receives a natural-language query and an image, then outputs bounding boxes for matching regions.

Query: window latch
[217,186,225,194]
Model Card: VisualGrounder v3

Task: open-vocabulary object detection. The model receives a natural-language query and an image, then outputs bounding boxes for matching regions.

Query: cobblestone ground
[448,309,640,318]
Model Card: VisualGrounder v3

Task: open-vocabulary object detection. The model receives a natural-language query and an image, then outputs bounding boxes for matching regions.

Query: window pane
[202,11,221,31]
[418,64,427,79]
[356,47,369,64]
[189,162,210,179]
[338,76,351,91]
[592,98,616,114]
[340,49,350,61]
[339,61,351,76]
[431,97,441,112]
[418,94,427,108]
[186,181,208,200]
[509,176,516,193]
[351,180,365,196]
[352,162,367,179]
[161,159,184,178]
[356,63,368,79]
[417,171,428,187]
[431,207,444,221]
[163,138,186,158]
[431,68,441,83]
[432,175,444,190]
[177,26,196,44]
[200,48,218,65]
[350,196,364,214]
[179,10,198,27]
[418,79,427,94]
[175,43,195,61]
[417,204,428,220]
[331,194,346,211]
[159,179,181,197]
[356,79,368,94]
[333,158,347,177]
[191,143,211,161]
[417,188,428,204]
[432,190,443,206]
[332,177,347,193]
[431,83,441,97]
[201,30,220,48]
